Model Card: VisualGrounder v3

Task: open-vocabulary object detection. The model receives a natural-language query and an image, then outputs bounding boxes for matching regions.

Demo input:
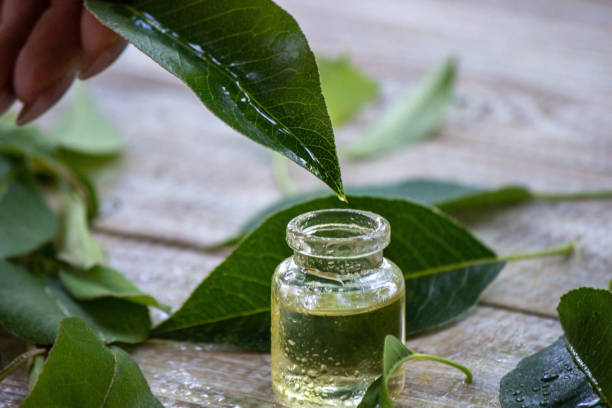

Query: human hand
[0,0,127,124]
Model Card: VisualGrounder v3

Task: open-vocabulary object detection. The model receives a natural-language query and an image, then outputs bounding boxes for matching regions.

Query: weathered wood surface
[2,0,611,407]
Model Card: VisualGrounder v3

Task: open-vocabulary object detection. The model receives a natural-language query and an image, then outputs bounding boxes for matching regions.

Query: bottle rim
[286,208,390,258]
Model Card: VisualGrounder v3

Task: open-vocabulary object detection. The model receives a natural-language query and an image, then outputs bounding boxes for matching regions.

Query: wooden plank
[0,306,562,408]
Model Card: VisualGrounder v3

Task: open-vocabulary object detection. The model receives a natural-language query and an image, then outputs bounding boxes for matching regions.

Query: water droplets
[540,373,559,382]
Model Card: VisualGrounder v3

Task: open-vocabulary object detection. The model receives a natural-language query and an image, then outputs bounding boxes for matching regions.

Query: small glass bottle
[271,209,406,407]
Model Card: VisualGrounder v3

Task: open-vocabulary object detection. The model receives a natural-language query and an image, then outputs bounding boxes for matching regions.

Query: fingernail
[0,90,15,116]
[17,71,76,125]
[79,40,127,80]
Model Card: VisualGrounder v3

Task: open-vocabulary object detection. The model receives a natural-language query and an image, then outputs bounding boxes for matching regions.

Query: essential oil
[271,209,406,407]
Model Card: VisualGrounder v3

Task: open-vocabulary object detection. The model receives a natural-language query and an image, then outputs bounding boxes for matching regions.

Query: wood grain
[1,0,611,406]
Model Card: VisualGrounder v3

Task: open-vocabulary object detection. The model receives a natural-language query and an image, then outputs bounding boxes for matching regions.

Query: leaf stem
[533,190,612,201]
[500,240,576,263]
[408,353,473,383]
[406,240,576,279]
[0,349,46,383]
[272,153,296,197]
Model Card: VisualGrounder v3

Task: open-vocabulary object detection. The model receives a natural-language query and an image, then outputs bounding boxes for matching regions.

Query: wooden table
[1,0,611,406]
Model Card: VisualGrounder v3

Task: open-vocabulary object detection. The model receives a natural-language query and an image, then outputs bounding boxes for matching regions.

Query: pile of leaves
[0,0,610,407]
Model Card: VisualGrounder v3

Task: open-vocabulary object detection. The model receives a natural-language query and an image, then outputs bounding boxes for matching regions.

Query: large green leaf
[153,196,505,350]
[558,288,612,405]
[317,56,378,126]
[86,0,344,198]
[346,58,456,160]
[500,338,602,408]
[55,191,105,269]
[228,179,531,245]
[0,167,56,259]
[0,261,150,345]
[359,336,472,408]
[21,317,163,408]
[60,265,170,313]
[52,84,122,155]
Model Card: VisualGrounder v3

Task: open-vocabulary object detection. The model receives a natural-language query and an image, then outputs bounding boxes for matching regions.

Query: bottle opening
[286,209,390,259]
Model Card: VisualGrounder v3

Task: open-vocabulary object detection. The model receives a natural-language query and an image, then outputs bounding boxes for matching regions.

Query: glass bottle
[271,209,406,407]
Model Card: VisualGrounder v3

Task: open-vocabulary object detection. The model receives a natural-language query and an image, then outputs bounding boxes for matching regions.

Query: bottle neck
[293,250,384,276]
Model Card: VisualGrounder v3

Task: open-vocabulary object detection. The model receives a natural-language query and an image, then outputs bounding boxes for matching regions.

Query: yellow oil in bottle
[271,288,405,407]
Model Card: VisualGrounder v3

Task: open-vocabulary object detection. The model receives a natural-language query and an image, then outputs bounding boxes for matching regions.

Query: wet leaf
[500,338,602,408]
[55,191,105,269]
[558,288,612,405]
[0,261,150,345]
[317,56,378,126]
[359,336,472,407]
[60,265,170,313]
[52,84,122,156]
[346,58,456,160]
[20,317,163,408]
[0,167,56,259]
[153,196,504,350]
[230,179,532,244]
[87,0,345,198]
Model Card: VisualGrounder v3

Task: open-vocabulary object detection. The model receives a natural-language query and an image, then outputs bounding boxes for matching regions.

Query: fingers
[13,1,83,124]
[80,9,127,79]
[0,0,48,115]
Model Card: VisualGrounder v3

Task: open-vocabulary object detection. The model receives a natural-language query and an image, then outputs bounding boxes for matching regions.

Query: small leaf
[0,260,150,345]
[153,196,504,350]
[52,84,122,156]
[60,265,171,313]
[500,338,601,408]
[233,179,532,240]
[317,55,378,126]
[346,58,456,160]
[56,191,105,269]
[86,0,345,198]
[0,166,56,259]
[359,336,472,408]
[558,288,612,405]
[20,317,164,408]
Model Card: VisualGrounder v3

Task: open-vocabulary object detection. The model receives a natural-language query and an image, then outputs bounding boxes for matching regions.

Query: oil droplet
[288,339,296,346]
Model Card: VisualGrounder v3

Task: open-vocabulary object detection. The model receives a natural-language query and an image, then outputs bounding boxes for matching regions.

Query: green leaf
[0,119,99,218]
[0,156,11,197]
[60,265,171,313]
[558,288,612,405]
[55,191,105,269]
[86,0,345,198]
[0,261,150,345]
[346,57,456,160]
[317,56,378,127]
[0,166,56,259]
[153,196,505,350]
[229,179,532,244]
[500,338,602,408]
[20,317,163,408]
[359,336,472,408]
[52,84,122,155]
[0,120,60,169]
